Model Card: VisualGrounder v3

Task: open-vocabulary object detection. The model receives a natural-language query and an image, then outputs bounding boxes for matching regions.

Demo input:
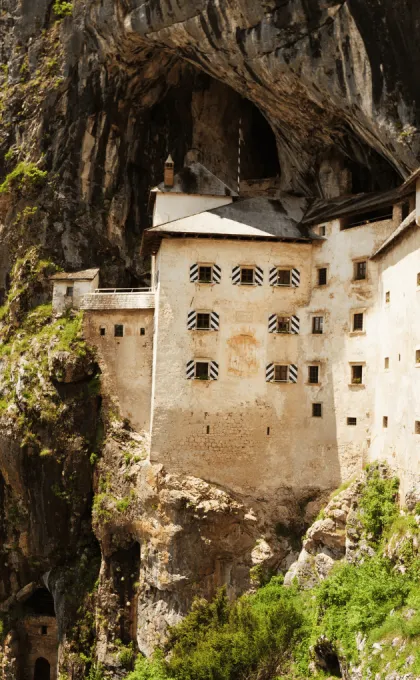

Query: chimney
[164,154,174,188]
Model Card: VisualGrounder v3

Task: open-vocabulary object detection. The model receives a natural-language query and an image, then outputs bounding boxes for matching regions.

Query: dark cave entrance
[314,639,342,677]
[108,541,141,645]
[24,588,55,617]
[33,657,50,680]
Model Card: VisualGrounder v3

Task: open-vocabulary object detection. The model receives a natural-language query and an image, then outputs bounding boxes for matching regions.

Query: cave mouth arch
[34,656,50,680]
[24,588,55,617]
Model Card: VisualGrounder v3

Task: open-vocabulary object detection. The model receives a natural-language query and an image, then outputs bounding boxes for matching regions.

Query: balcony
[81,288,155,311]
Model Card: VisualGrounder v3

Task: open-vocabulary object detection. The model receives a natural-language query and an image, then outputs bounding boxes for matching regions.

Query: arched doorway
[34,657,50,680]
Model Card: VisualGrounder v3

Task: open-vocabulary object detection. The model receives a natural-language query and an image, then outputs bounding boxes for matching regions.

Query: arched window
[34,657,50,680]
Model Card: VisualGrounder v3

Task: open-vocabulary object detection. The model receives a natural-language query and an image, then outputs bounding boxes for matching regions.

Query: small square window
[277,270,291,286]
[195,362,209,380]
[240,267,255,284]
[196,313,211,330]
[317,268,327,286]
[351,365,363,384]
[383,416,388,428]
[384,357,389,369]
[347,417,357,426]
[415,421,420,435]
[354,261,367,281]
[312,403,322,417]
[353,313,364,331]
[140,328,145,336]
[114,324,124,337]
[41,626,48,635]
[277,316,290,333]
[198,266,213,283]
[385,291,390,303]
[312,316,324,334]
[274,365,288,382]
[308,365,319,384]
[100,327,106,336]
[66,286,74,297]
[319,226,326,236]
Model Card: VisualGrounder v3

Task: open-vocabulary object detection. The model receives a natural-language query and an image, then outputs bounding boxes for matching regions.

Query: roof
[50,268,99,281]
[141,196,317,256]
[371,210,417,259]
[151,162,238,197]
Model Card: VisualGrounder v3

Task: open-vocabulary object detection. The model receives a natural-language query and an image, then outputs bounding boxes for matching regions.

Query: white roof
[146,211,278,238]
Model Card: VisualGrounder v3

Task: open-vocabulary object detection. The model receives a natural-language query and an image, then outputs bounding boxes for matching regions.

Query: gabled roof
[50,268,99,281]
[151,162,238,197]
[141,196,317,256]
[371,211,417,259]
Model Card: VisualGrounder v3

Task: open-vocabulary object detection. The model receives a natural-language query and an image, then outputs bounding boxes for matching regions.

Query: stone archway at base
[34,657,50,680]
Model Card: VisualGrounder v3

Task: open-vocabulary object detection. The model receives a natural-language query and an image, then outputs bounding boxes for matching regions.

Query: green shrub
[0,161,47,194]
[358,466,399,542]
[53,0,73,18]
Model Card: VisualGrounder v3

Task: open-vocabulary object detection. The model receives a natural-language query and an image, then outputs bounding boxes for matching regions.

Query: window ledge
[349,331,366,336]
[348,383,365,389]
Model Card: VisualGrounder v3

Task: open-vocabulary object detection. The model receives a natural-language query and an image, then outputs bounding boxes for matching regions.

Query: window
[277,269,291,286]
[206,425,210,434]
[417,273,420,287]
[266,427,270,435]
[66,286,74,297]
[196,313,211,330]
[354,261,367,281]
[114,324,124,337]
[100,327,106,336]
[277,316,291,333]
[195,362,209,380]
[341,206,393,230]
[384,357,389,369]
[416,350,420,364]
[383,416,388,428]
[312,403,322,417]
[308,365,319,384]
[240,267,255,284]
[198,266,213,283]
[385,291,390,303]
[351,365,363,384]
[274,365,288,382]
[415,421,420,434]
[347,417,357,426]
[402,201,410,221]
[317,268,327,285]
[353,313,364,331]
[319,225,326,236]
[41,626,48,635]
[312,316,324,334]
[140,328,145,336]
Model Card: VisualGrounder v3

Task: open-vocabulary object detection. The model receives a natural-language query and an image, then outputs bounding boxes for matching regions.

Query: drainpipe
[151,254,156,292]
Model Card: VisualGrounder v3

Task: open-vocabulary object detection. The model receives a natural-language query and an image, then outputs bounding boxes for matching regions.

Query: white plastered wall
[149,214,396,497]
[153,193,232,227]
[52,274,99,314]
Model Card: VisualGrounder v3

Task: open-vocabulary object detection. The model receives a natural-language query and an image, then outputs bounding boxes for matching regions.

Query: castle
[51,158,420,500]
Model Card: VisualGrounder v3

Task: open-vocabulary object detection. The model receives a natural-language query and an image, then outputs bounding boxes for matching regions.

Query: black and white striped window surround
[232,265,263,285]
[269,267,300,287]
[268,314,300,334]
[186,360,219,380]
[190,263,221,283]
[187,311,220,331]
[266,363,298,383]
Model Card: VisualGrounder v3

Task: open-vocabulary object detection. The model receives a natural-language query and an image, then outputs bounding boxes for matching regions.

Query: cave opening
[33,657,50,680]
[24,588,55,617]
[108,541,141,645]
[314,639,342,677]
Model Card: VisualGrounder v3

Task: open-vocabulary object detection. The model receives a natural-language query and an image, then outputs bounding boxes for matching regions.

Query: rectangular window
[416,350,420,364]
[351,365,363,384]
[196,313,211,330]
[312,403,322,417]
[41,626,48,636]
[274,365,288,382]
[383,416,388,428]
[417,273,420,287]
[384,357,389,369]
[319,226,326,236]
[415,421,420,435]
[353,313,364,331]
[402,201,410,221]
[100,327,106,336]
[140,328,145,336]
[317,268,327,285]
[277,316,291,333]
[240,267,255,284]
[114,324,124,337]
[195,362,209,380]
[66,286,74,297]
[277,269,291,286]
[198,266,213,283]
[312,316,324,334]
[354,261,367,281]
[308,365,319,384]
[347,417,357,426]
[385,291,390,303]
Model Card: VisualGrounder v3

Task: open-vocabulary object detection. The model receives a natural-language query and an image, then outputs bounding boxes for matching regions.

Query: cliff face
[0,1,419,678]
